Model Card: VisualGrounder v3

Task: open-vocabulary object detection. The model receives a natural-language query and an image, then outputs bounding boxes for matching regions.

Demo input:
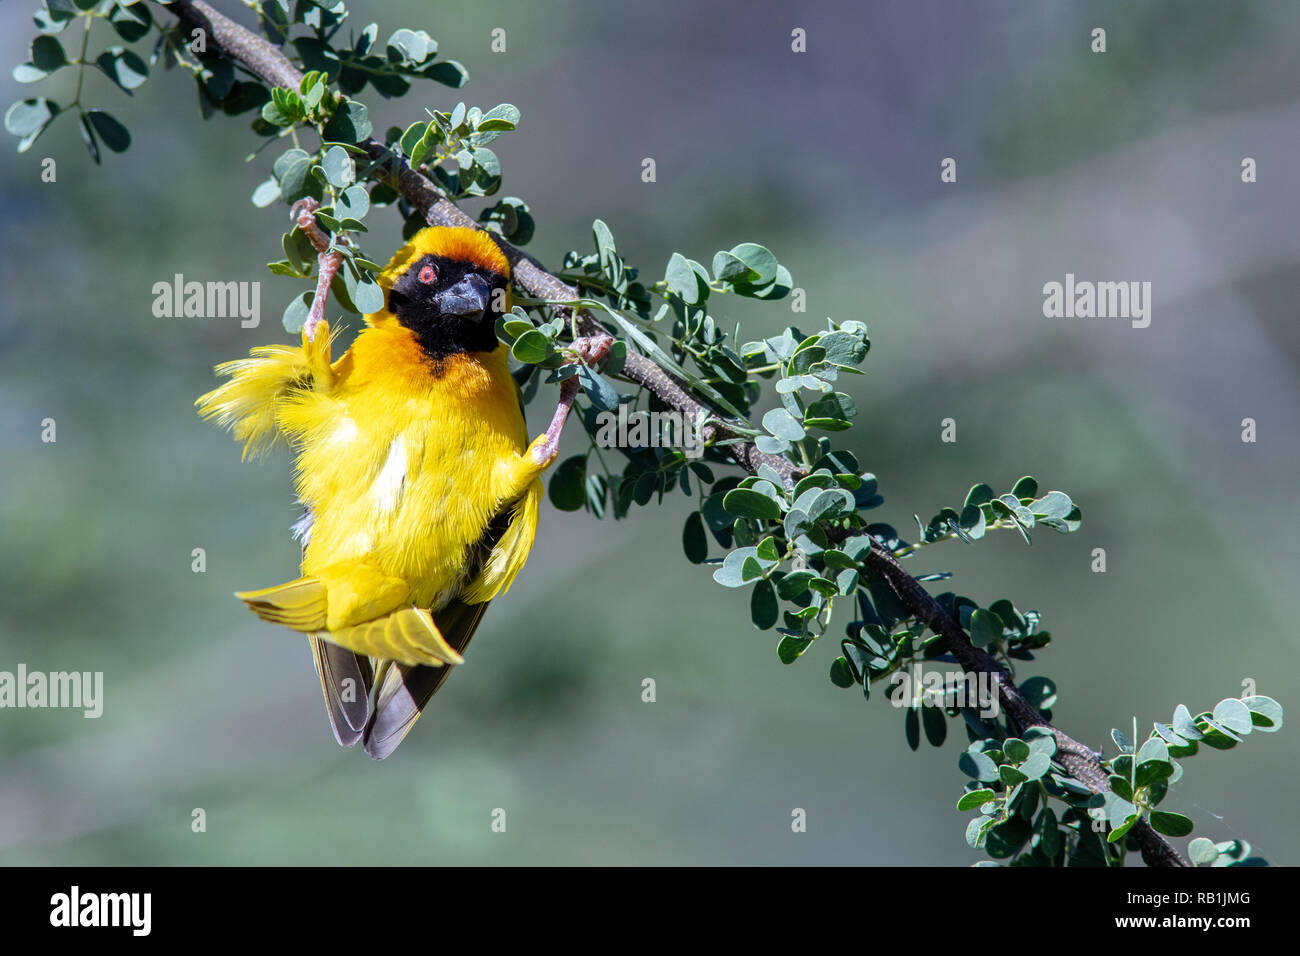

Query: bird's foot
[566,331,615,368]
[529,332,616,466]
[290,198,343,343]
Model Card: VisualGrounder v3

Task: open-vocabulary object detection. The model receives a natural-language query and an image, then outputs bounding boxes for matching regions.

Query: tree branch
[861,546,1186,867]
[170,0,1186,866]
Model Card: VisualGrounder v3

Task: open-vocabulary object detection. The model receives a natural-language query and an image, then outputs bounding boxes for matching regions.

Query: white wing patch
[372,435,407,514]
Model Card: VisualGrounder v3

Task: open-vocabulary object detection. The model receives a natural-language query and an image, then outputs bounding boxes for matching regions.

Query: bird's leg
[291,197,343,343]
[529,331,615,466]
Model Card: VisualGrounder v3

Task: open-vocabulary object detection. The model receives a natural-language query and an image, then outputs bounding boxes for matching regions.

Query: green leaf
[95,46,148,94]
[501,319,533,340]
[1105,792,1138,826]
[665,252,701,304]
[1003,738,1030,763]
[273,147,312,200]
[281,291,312,333]
[400,121,431,162]
[804,392,856,430]
[777,634,812,664]
[969,608,1002,647]
[762,407,805,441]
[1024,727,1057,758]
[1031,491,1072,519]
[1172,703,1204,741]
[5,97,59,152]
[477,103,520,131]
[957,789,996,812]
[829,656,855,688]
[265,260,303,278]
[1212,697,1254,736]
[109,2,153,42]
[1135,736,1169,767]
[321,145,355,188]
[682,512,708,563]
[921,703,946,746]
[727,242,778,285]
[755,536,780,562]
[282,226,315,273]
[592,218,619,269]
[510,329,553,364]
[548,455,587,511]
[84,110,129,153]
[963,483,994,509]
[966,816,993,849]
[77,112,99,164]
[1134,758,1173,789]
[958,749,1000,783]
[1107,813,1139,843]
[261,98,295,127]
[775,570,814,600]
[13,35,66,83]
[352,274,384,314]
[1188,837,1219,866]
[322,98,371,142]
[1019,676,1057,710]
[999,764,1028,786]
[1019,752,1051,780]
[424,59,469,89]
[723,487,781,521]
[34,2,76,36]
[251,177,281,207]
[1241,695,1283,732]
[1152,722,1189,748]
[337,184,370,220]
[1149,811,1194,837]
[1109,774,1135,802]
[386,28,435,64]
[1011,476,1038,499]
[713,547,761,588]
[577,365,619,412]
[751,579,778,630]
[712,250,758,284]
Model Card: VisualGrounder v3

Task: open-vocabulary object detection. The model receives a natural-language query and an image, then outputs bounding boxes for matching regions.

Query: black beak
[435,273,491,319]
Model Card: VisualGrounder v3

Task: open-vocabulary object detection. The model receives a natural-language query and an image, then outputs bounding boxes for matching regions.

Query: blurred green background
[1,0,1297,865]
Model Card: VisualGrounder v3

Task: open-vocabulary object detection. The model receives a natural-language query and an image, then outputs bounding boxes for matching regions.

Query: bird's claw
[289,198,342,344]
[566,332,615,369]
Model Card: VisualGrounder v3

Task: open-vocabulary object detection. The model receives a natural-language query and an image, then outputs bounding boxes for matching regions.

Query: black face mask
[386,253,509,359]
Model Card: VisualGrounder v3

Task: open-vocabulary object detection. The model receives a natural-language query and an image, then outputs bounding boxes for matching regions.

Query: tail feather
[310,636,373,747]
[362,599,488,759]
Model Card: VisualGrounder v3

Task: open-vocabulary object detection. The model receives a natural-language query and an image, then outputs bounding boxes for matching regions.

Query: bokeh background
[1,0,1297,865]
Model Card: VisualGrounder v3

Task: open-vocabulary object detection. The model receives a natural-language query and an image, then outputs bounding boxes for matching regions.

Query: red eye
[418,264,437,284]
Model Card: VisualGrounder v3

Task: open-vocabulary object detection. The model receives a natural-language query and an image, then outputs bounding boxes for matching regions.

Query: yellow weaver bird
[197,226,569,758]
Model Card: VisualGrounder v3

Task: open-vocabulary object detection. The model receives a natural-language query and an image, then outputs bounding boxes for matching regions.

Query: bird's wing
[195,325,336,459]
[460,477,543,604]
[360,482,542,758]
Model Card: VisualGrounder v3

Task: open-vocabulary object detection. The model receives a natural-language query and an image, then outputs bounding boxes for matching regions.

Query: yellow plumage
[197,226,552,757]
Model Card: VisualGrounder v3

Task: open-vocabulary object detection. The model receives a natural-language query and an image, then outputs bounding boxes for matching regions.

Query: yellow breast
[286,324,528,607]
